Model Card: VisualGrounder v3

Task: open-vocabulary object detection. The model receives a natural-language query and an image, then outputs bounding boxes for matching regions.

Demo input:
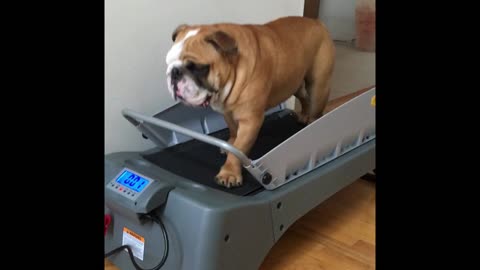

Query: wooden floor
[258,179,375,270]
[105,178,375,270]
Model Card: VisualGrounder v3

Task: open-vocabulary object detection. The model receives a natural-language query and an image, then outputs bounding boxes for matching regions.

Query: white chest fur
[210,81,232,113]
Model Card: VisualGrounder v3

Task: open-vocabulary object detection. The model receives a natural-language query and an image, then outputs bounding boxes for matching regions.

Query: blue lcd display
[116,170,150,193]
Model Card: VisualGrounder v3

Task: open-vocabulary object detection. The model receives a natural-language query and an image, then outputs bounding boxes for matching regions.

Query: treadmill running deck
[142,110,306,196]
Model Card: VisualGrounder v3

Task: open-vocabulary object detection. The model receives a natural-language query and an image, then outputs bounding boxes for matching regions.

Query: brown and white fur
[165,16,335,188]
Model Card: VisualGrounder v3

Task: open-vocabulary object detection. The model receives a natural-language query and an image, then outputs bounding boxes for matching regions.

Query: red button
[104,214,112,236]
[119,187,123,191]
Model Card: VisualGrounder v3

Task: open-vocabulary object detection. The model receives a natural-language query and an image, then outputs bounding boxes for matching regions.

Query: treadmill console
[105,168,173,215]
[106,169,152,200]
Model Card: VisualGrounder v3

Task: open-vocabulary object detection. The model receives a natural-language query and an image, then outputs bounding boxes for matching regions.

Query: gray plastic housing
[104,139,375,270]
[105,88,376,269]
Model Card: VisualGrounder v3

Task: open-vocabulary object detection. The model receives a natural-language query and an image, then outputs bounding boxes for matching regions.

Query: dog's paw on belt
[215,171,243,188]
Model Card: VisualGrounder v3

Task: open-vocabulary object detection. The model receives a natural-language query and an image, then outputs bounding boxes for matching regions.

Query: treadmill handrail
[122,109,253,167]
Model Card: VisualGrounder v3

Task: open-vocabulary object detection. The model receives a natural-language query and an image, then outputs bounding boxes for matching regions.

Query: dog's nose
[171,67,182,81]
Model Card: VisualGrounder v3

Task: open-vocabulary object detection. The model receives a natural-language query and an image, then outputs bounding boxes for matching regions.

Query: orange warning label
[123,227,145,242]
[122,227,145,260]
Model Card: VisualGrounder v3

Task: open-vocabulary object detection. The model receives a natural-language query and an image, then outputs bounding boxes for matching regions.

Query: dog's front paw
[215,167,243,188]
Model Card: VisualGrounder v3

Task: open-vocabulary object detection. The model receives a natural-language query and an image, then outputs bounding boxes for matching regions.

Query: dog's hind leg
[305,41,335,123]
[293,81,310,124]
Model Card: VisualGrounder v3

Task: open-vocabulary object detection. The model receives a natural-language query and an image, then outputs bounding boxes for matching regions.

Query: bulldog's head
[165,24,238,108]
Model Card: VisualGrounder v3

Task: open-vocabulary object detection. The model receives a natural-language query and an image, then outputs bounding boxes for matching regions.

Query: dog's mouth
[174,85,212,108]
[169,72,214,108]
[201,95,212,108]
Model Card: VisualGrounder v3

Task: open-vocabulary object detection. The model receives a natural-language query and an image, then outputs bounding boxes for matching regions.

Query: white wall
[105,0,304,154]
[318,0,356,41]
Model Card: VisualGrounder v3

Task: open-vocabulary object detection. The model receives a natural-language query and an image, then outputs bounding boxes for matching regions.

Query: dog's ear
[204,31,238,55]
[172,24,189,42]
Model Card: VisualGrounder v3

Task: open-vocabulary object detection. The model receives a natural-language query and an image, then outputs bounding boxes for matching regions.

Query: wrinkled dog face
[165,24,238,108]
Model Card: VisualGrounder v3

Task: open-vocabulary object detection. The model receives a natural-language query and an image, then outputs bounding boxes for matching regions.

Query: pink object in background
[355,0,376,52]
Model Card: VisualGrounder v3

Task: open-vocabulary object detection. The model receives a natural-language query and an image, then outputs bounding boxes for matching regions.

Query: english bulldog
[166,16,335,188]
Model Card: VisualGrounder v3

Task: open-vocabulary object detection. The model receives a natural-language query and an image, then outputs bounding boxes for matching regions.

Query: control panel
[106,169,152,200]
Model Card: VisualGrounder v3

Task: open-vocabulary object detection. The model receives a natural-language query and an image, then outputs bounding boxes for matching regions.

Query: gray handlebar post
[122,109,252,167]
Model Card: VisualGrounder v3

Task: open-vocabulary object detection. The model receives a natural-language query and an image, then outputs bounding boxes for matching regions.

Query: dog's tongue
[202,100,210,108]
[202,96,211,108]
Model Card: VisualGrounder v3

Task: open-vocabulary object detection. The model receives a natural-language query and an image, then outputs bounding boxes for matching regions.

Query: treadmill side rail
[251,88,376,190]
[121,88,375,191]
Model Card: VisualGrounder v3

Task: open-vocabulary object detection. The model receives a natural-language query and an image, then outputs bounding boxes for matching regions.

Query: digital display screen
[115,170,150,193]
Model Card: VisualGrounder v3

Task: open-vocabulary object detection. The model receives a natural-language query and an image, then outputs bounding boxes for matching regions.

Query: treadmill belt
[142,110,306,196]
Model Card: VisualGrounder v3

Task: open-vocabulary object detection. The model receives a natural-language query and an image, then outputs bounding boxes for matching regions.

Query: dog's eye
[185,62,195,70]
[186,62,210,76]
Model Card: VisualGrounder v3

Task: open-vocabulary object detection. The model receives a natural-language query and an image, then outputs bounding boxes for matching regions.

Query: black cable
[105,213,169,270]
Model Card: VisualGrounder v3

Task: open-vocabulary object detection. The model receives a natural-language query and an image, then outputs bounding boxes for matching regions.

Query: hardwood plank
[351,240,376,260]
[324,85,375,114]
[259,179,375,270]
